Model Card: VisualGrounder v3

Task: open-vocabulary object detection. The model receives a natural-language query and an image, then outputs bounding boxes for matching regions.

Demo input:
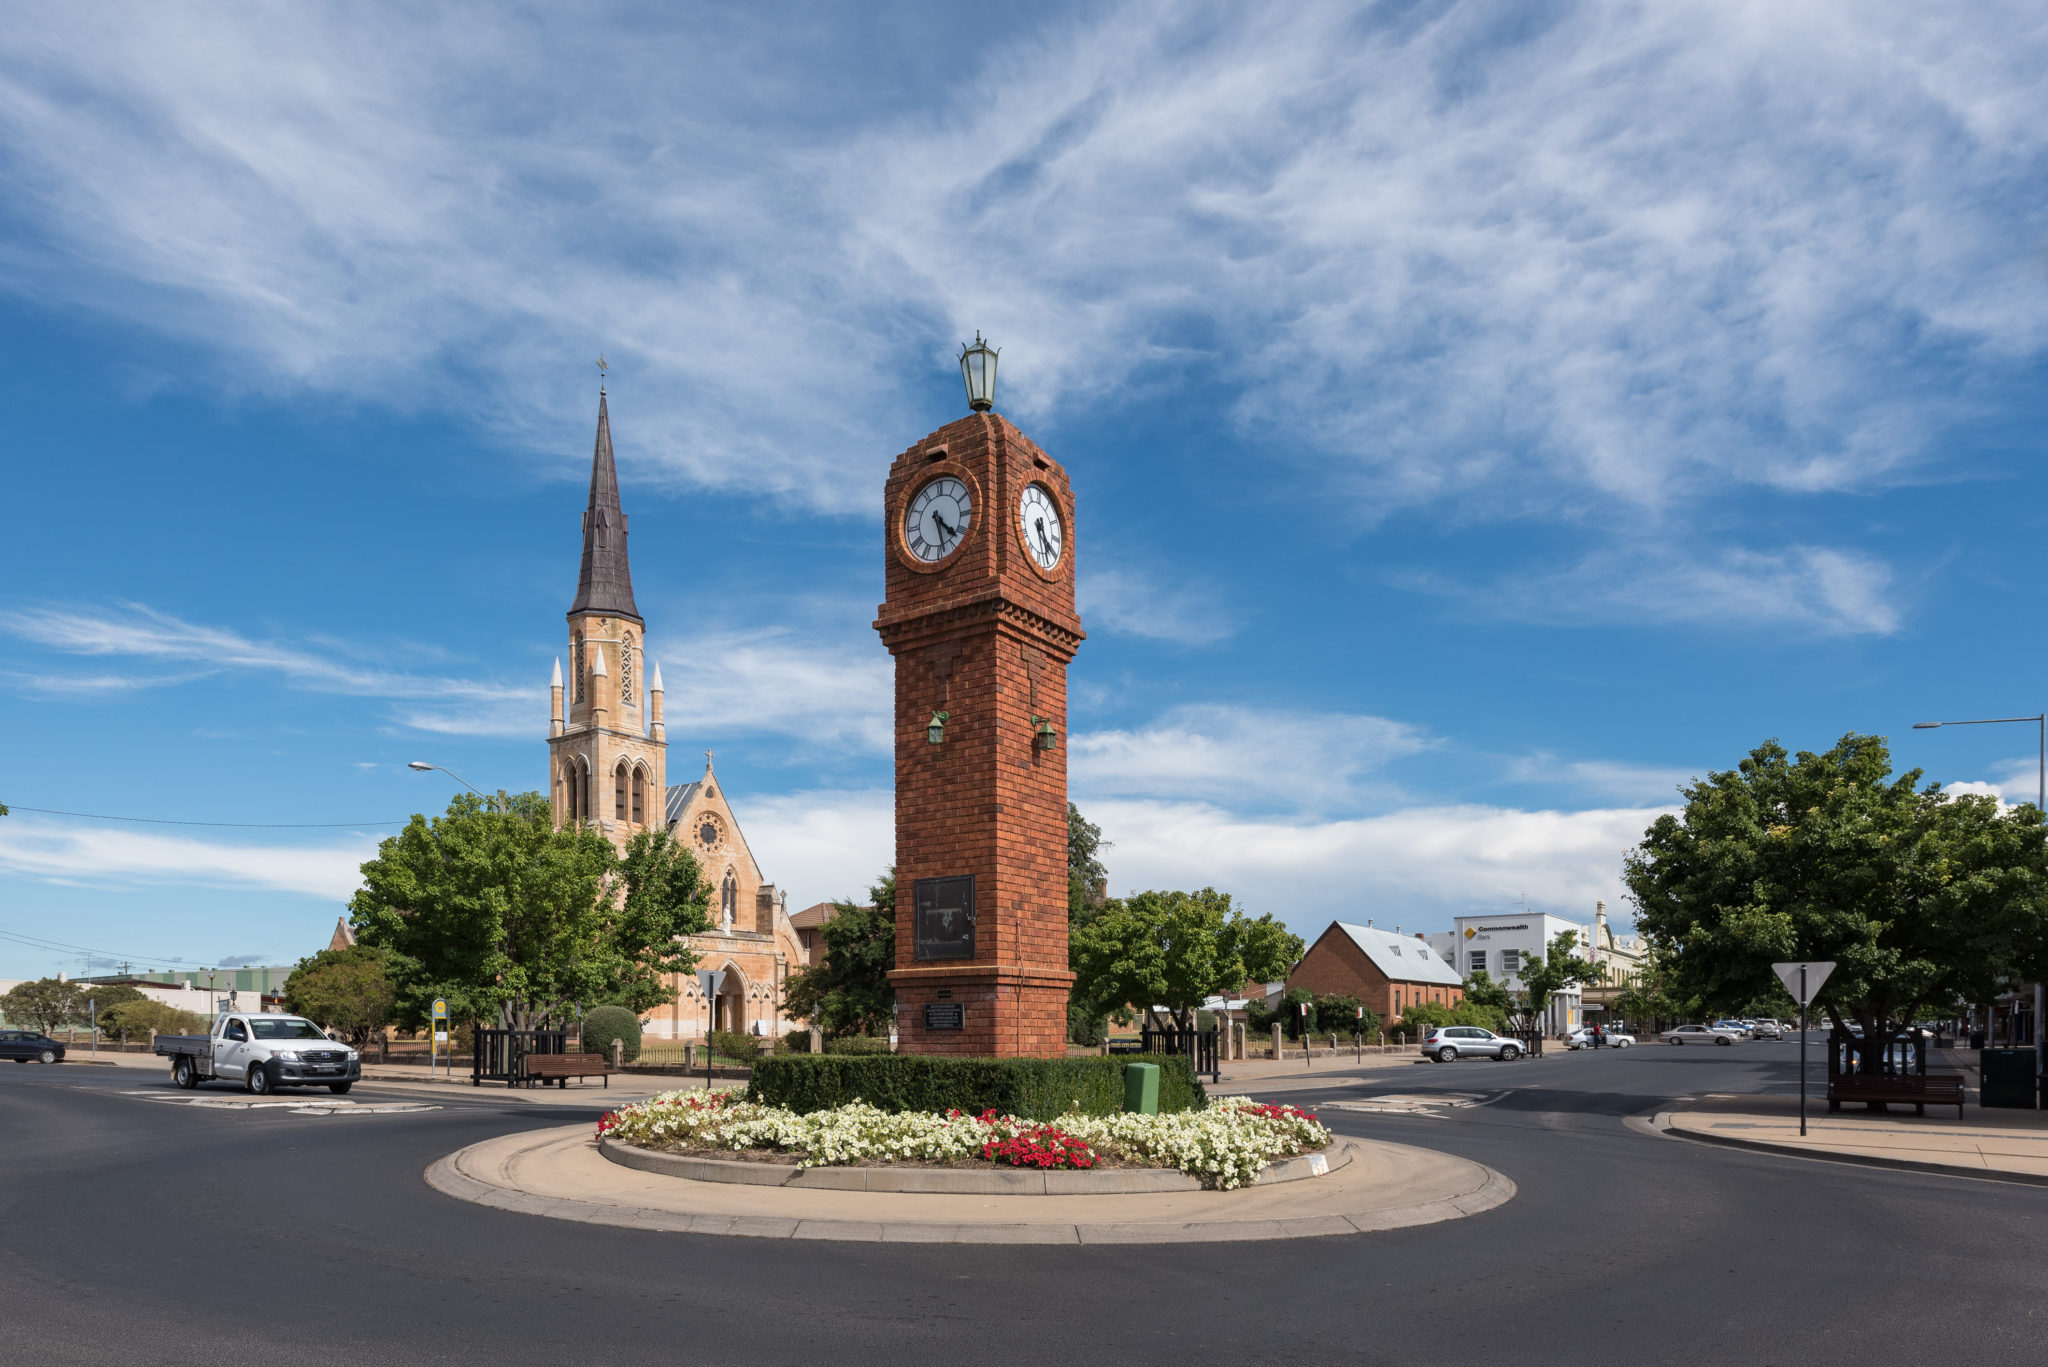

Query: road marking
[119,1089,438,1115]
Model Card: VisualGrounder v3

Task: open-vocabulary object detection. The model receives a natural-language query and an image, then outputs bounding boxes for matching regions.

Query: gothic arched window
[631,767,644,824]
[614,763,629,821]
[573,632,586,703]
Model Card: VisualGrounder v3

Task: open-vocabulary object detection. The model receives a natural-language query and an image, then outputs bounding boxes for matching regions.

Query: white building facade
[1429,911,1596,1036]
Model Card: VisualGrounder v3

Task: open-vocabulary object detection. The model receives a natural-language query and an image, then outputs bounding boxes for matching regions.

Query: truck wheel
[173,1058,198,1089]
[247,1061,273,1095]
[38,1049,57,1064]
[328,1081,352,1095]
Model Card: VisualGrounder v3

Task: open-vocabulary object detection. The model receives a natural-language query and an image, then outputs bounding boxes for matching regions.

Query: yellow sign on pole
[432,999,450,1079]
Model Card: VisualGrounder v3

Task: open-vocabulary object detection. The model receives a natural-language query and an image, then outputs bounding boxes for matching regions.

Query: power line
[1,804,403,829]
[0,926,221,969]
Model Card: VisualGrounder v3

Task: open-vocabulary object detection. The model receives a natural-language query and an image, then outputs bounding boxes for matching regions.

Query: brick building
[545,390,807,1041]
[1287,922,1465,1022]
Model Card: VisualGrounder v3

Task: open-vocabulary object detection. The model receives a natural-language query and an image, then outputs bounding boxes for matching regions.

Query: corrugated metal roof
[1335,922,1465,987]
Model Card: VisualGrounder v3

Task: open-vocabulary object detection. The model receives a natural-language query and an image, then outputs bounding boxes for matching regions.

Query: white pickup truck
[153,1013,361,1095]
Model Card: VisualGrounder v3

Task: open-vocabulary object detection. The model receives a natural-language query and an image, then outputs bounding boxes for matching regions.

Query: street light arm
[406,761,497,808]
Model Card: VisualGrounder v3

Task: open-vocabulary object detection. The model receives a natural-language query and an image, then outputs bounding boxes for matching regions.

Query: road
[2,1041,2039,1366]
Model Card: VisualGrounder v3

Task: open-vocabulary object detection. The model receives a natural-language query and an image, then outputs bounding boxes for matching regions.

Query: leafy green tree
[284,945,398,1050]
[1515,931,1605,1019]
[106,999,207,1039]
[1071,887,1304,1031]
[1462,969,1513,1017]
[604,827,713,1014]
[1068,803,1111,929]
[1,978,86,1034]
[350,792,622,1031]
[780,869,896,1038]
[84,984,146,1037]
[1625,733,2048,1069]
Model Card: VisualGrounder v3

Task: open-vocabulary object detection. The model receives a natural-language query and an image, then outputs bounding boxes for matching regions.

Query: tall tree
[1625,733,2048,1068]
[605,827,713,1013]
[1514,931,1605,1018]
[1068,803,1111,928]
[780,869,895,1038]
[350,792,620,1031]
[86,984,147,1038]
[1071,887,1304,1031]
[284,945,398,1050]
[0,978,86,1035]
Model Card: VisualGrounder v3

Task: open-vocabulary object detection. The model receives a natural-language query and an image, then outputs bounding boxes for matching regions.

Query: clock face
[1018,483,1063,570]
[904,477,972,563]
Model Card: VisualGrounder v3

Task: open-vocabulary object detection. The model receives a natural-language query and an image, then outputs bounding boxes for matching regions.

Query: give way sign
[1772,961,1836,1006]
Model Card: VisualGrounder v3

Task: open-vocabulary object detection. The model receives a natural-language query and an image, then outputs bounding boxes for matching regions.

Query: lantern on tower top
[959,332,998,412]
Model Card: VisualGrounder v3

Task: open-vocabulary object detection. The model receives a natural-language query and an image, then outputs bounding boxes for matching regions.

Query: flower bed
[596,1093,1329,1189]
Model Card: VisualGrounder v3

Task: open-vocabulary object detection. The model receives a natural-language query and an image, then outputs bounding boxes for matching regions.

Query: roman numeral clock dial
[1018,483,1063,571]
[905,477,972,562]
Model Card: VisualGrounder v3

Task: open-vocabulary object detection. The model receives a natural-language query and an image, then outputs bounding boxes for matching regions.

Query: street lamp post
[1912,714,2046,1087]
[407,761,506,812]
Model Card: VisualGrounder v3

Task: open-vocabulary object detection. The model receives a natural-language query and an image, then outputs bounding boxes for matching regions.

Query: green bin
[1979,1047,2037,1109]
[1123,1060,1160,1115]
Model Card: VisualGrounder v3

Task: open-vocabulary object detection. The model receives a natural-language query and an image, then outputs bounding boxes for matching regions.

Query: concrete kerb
[426,1123,1515,1243]
[1642,1109,2048,1188]
[596,1134,1346,1193]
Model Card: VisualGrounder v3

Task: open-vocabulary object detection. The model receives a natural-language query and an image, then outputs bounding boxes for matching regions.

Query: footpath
[1659,1050,2048,1183]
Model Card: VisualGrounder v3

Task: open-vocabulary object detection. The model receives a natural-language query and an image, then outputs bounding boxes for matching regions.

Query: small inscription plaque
[923,1001,966,1031]
[913,874,976,961]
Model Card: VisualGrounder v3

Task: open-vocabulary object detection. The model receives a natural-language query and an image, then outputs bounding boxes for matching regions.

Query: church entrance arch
[713,962,749,1035]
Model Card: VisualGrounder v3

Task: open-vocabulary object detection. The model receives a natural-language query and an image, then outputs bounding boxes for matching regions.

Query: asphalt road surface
[3,1041,2040,1366]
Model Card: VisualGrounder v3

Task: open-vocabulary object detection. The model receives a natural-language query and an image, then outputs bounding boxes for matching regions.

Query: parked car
[0,1030,66,1064]
[1565,1026,1636,1049]
[1750,1019,1784,1039]
[1662,1024,1741,1046]
[1420,1026,1523,1062]
[1713,1019,1755,1038]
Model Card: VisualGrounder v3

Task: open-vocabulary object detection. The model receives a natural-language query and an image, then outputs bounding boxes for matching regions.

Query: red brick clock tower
[876,337,1083,1057]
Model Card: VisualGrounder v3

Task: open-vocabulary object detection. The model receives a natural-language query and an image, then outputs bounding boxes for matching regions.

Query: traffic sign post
[432,998,450,1081]
[1773,962,1836,1137]
[696,969,726,1092]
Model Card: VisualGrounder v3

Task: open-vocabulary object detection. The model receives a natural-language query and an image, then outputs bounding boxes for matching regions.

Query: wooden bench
[1826,1071,1963,1118]
[522,1053,611,1088]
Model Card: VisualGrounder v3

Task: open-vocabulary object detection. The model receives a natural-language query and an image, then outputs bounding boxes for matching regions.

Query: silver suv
[1421,1026,1522,1063]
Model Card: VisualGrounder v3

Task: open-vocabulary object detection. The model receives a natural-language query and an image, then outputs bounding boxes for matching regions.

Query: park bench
[522,1052,611,1089]
[1826,1071,1964,1118]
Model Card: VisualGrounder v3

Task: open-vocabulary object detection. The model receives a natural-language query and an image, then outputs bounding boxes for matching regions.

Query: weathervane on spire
[596,354,609,394]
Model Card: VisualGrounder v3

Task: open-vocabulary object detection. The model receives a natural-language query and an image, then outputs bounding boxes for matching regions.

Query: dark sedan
[0,1030,67,1063]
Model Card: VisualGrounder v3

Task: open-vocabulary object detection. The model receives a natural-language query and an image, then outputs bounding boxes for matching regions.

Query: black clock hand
[931,512,958,540]
[1034,518,1053,555]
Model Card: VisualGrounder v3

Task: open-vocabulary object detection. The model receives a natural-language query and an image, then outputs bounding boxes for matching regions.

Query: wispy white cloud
[3,668,221,695]
[0,817,372,900]
[643,629,892,756]
[1087,797,1663,933]
[1072,703,1431,811]
[1,2,2042,529]
[1078,567,1234,646]
[1501,756,1696,805]
[1409,544,1904,636]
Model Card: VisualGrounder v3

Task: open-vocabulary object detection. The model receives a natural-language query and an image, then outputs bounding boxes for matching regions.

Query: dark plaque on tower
[913,875,976,961]
[923,1001,966,1031]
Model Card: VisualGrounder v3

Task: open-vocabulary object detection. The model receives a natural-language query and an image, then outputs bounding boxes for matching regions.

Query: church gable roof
[664,763,764,883]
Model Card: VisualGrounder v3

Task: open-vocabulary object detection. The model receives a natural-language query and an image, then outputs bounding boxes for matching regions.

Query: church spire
[569,391,642,621]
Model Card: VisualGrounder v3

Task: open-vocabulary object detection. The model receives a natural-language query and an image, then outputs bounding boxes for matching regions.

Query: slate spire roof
[569,391,642,621]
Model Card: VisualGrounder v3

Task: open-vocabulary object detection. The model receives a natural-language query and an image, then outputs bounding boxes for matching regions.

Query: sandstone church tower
[876,338,1083,1056]
[544,385,807,1043]
[548,388,667,842]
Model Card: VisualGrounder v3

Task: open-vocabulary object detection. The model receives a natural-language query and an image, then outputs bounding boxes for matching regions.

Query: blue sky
[5,1,2048,978]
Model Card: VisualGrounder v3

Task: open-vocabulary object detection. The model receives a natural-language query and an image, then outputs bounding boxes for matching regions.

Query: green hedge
[747,1054,1205,1120]
[710,1029,761,1061]
[822,1034,893,1056]
[582,1006,641,1063]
